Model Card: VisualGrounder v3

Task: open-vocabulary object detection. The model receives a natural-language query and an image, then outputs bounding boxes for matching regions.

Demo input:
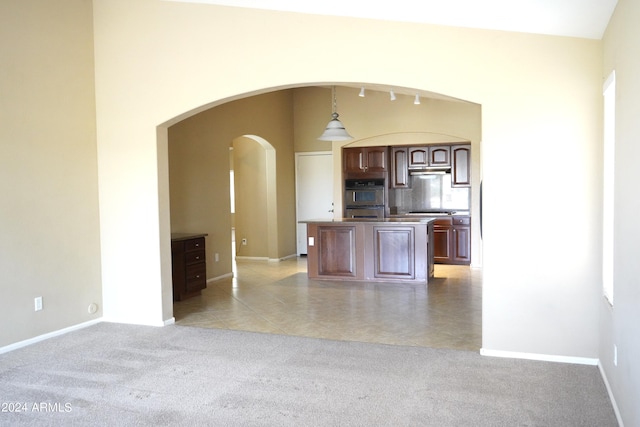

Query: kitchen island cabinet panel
[372,226,415,279]
[317,225,358,277]
[305,219,433,284]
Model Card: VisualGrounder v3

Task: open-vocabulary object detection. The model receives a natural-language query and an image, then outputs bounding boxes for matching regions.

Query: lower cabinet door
[373,226,415,279]
[433,226,452,263]
[317,225,357,277]
[452,226,471,264]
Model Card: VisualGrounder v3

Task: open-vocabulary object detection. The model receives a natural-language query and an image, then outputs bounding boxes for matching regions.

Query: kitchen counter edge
[299,218,435,224]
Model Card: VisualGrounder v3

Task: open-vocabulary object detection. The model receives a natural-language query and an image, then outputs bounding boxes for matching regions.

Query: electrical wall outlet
[215,253,220,262]
[34,296,43,311]
[241,238,247,246]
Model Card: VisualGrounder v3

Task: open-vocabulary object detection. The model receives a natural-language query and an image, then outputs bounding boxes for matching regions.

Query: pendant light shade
[318,86,353,141]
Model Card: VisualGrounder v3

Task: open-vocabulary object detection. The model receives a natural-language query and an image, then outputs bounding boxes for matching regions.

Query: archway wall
[168,91,296,277]
[94,0,603,359]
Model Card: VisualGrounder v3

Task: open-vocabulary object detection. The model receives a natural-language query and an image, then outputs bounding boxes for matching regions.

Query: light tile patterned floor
[174,257,482,351]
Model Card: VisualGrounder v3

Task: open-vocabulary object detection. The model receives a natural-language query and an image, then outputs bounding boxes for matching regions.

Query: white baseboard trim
[480,348,599,366]
[235,254,298,263]
[0,317,103,355]
[269,253,298,262]
[163,317,176,326]
[207,272,233,283]
[598,361,625,427]
[235,256,269,262]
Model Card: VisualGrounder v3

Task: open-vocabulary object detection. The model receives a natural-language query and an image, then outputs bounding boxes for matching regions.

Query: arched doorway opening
[230,135,278,261]
[163,84,482,350]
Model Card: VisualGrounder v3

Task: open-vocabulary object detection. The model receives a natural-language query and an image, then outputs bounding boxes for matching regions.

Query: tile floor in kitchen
[174,257,482,351]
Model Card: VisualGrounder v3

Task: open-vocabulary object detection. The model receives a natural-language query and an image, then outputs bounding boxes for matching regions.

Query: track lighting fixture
[390,90,396,101]
[414,94,421,105]
[359,87,365,97]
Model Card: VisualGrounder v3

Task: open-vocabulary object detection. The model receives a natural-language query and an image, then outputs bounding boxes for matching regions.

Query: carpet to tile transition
[0,323,617,426]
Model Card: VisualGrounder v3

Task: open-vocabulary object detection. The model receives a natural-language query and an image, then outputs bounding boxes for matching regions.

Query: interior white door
[295,152,334,255]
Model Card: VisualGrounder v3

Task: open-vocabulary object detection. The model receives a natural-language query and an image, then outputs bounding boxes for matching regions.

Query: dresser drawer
[184,237,205,252]
[185,250,205,265]
[185,263,206,292]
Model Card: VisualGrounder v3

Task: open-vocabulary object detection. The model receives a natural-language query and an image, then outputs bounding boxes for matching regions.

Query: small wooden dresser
[171,233,208,301]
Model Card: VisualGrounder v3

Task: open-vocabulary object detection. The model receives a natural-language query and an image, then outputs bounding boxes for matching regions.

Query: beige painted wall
[0,0,102,347]
[601,0,640,424]
[233,137,270,259]
[92,0,603,360]
[168,90,296,277]
[4,0,638,421]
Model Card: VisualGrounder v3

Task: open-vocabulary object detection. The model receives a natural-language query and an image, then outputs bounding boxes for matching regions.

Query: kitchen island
[303,218,434,284]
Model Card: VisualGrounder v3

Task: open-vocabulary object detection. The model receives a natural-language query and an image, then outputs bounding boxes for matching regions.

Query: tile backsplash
[389,173,470,213]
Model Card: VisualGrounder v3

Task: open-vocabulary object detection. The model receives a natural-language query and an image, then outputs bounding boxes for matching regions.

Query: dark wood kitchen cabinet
[315,224,358,278]
[407,145,451,168]
[390,147,409,188]
[306,220,434,283]
[343,146,387,178]
[452,145,471,187]
[171,233,207,301]
[433,217,470,265]
[372,225,416,280]
[428,146,451,166]
[433,219,453,263]
[408,146,429,168]
[451,217,471,264]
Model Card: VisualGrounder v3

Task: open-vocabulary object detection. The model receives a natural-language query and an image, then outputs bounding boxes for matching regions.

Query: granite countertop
[389,212,471,218]
[300,218,435,224]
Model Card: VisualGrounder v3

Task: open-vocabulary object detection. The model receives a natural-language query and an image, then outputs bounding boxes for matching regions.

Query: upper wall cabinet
[429,146,451,167]
[343,146,388,178]
[408,145,451,168]
[451,145,471,187]
[390,147,409,188]
[408,147,428,168]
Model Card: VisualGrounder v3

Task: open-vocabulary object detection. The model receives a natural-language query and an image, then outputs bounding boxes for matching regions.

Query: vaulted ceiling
[168,0,618,39]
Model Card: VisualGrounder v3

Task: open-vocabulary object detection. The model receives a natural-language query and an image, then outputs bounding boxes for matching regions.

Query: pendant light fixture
[318,86,353,141]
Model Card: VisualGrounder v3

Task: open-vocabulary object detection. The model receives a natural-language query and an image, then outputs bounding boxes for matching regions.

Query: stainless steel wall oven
[344,179,385,218]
